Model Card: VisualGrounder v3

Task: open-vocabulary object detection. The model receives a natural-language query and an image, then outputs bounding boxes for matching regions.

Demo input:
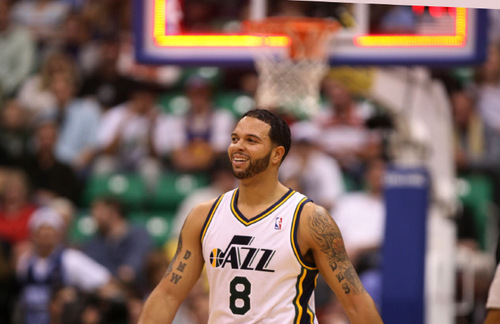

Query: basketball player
[138,109,383,323]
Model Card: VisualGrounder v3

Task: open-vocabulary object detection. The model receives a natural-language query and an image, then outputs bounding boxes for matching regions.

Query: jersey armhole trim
[293,267,318,324]
[291,198,317,270]
[200,194,224,243]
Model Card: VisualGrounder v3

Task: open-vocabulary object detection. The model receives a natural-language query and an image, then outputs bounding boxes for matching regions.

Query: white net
[245,18,340,118]
[255,58,329,118]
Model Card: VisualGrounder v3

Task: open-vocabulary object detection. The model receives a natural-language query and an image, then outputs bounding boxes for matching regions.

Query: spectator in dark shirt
[0,99,31,167]
[79,34,131,111]
[19,119,82,205]
[0,238,19,324]
[81,196,153,293]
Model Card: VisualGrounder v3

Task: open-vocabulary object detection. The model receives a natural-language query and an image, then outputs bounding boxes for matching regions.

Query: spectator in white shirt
[16,207,113,324]
[332,158,386,264]
[280,121,345,211]
[166,75,235,173]
[93,80,168,190]
[0,0,36,100]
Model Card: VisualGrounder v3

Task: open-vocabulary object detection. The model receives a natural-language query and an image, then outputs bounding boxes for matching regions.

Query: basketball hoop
[244,17,340,118]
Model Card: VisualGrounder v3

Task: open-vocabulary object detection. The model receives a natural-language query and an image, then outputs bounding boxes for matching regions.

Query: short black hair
[241,108,291,163]
[94,196,127,219]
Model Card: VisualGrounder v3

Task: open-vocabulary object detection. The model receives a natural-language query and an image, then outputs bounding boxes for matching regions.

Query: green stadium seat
[214,92,254,118]
[148,172,210,212]
[68,209,175,248]
[81,173,148,210]
[129,211,175,247]
[342,172,360,192]
[178,67,222,89]
[68,209,96,245]
[157,91,189,115]
[457,174,495,250]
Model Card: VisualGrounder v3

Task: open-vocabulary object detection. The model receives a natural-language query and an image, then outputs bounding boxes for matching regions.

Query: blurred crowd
[0,0,499,323]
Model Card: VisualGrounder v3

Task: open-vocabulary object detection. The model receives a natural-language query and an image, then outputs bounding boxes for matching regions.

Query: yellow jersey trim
[230,188,296,226]
[200,194,224,243]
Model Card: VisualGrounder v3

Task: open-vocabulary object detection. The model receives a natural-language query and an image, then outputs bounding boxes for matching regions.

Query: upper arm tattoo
[163,234,192,285]
[309,206,365,295]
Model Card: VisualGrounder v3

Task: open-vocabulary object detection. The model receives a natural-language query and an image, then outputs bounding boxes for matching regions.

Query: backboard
[133,0,488,66]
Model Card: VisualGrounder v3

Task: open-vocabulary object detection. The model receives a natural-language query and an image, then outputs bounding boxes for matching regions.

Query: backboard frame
[133,0,488,67]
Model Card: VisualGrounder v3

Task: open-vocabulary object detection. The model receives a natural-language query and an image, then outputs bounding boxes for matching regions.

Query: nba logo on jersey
[274,217,282,230]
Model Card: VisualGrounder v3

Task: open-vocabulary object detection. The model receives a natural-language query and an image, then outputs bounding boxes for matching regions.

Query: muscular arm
[137,201,213,323]
[299,203,383,323]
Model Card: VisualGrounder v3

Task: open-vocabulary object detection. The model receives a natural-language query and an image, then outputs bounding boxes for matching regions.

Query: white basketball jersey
[201,188,319,324]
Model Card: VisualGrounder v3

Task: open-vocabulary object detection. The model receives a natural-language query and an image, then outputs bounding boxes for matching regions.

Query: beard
[232,150,272,179]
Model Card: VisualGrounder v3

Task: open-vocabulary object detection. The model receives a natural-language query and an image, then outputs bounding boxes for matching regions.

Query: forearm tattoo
[163,235,192,285]
[309,207,365,295]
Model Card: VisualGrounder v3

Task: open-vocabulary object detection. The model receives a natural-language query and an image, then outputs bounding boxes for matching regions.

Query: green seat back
[457,174,494,250]
[157,91,189,115]
[68,209,95,245]
[129,211,175,247]
[148,172,210,212]
[214,92,254,118]
[81,173,148,210]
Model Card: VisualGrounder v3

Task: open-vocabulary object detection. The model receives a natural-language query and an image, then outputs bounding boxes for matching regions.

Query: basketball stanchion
[244,17,340,119]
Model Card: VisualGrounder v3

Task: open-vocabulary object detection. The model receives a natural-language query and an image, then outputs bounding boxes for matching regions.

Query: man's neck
[37,245,57,259]
[107,220,129,241]
[236,172,288,208]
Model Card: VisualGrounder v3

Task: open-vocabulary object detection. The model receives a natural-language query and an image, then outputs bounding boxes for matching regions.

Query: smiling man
[138,108,383,323]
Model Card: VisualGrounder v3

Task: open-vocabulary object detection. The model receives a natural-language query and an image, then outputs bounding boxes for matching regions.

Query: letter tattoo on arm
[163,235,192,284]
[309,207,365,295]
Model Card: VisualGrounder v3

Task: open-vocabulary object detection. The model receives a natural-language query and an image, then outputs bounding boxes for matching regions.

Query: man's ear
[272,146,285,165]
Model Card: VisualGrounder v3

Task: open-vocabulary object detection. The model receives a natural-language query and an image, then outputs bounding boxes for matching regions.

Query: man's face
[131,91,155,115]
[33,225,60,256]
[36,123,58,151]
[366,159,386,194]
[51,73,75,104]
[91,202,112,234]
[323,78,351,110]
[228,117,274,180]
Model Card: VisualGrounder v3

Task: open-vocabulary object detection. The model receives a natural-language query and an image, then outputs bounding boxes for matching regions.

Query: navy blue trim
[133,0,146,66]
[136,54,257,67]
[474,9,489,64]
[26,248,65,285]
[232,188,294,224]
[292,199,316,269]
[295,268,319,324]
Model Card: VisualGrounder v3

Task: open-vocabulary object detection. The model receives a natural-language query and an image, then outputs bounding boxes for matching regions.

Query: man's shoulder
[62,248,99,265]
[81,235,105,252]
[69,98,101,118]
[192,196,223,215]
[127,225,154,244]
[298,200,332,223]
[300,199,321,212]
[8,25,33,42]
[186,191,233,224]
[101,103,128,119]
